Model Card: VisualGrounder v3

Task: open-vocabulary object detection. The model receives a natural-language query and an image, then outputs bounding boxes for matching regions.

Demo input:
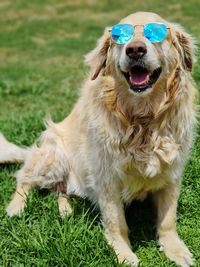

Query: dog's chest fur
[118,151,172,203]
[96,88,195,203]
[109,134,177,203]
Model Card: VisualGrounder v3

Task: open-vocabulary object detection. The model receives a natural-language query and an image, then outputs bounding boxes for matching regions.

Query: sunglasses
[110,23,168,44]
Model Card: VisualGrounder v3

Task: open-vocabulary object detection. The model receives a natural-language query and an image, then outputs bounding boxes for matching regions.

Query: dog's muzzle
[122,65,162,93]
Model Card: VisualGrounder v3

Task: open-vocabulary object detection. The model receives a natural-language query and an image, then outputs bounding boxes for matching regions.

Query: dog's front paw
[159,234,194,267]
[117,252,140,266]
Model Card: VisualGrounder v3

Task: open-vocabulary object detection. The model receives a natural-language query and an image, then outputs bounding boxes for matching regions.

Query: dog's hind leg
[6,183,32,217]
[6,147,43,217]
[6,139,70,217]
[52,180,72,217]
[58,194,72,218]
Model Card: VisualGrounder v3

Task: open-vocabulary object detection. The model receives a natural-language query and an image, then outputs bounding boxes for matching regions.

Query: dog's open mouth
[122,66,162,93]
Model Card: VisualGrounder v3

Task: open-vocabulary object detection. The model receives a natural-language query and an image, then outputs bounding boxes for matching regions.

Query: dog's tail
[0,133,26,163]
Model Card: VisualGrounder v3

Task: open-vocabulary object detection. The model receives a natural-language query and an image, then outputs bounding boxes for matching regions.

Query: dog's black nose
[126,41,147,60]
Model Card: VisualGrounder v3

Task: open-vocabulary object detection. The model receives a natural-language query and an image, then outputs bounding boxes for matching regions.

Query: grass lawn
[0,0,200,266]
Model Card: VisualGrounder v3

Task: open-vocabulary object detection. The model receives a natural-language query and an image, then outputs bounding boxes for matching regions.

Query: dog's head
[85,12,196,97]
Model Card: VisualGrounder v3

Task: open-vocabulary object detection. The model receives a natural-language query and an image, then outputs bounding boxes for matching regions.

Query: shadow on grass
[125,197,157,250]
[70,194,157,250]
[38,189,157,242]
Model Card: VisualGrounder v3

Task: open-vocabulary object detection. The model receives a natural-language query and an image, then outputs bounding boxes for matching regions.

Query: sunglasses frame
[109,22,170,44]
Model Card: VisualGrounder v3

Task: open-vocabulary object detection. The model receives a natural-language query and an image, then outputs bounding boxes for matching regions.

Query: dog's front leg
[98,186,139,266]
[153,182,194,267]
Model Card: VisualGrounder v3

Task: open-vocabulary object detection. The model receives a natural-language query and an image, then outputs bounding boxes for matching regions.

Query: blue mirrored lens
[111,24,134,44]
[144,23,167,43]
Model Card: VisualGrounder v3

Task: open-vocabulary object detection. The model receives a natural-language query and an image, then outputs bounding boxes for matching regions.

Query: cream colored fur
[0,133,26,163]
[0,12,198,267]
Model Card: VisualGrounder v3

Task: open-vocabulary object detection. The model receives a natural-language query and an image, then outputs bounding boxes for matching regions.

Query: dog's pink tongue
[130,70,149,86]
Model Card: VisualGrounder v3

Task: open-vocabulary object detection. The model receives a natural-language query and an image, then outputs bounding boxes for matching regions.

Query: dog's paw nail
[159,245,164,252]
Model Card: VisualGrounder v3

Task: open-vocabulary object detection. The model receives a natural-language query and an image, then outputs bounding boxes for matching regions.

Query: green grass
[0,0,200,266]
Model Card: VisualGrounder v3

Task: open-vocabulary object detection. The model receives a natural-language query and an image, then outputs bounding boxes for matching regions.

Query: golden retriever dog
[0,12,197,267]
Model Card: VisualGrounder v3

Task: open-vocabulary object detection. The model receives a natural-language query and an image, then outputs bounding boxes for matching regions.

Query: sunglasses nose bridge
[134,25,144,32]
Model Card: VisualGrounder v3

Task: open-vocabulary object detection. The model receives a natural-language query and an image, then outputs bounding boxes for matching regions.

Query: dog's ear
[85,28,111,80]
[171,24,196,72]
